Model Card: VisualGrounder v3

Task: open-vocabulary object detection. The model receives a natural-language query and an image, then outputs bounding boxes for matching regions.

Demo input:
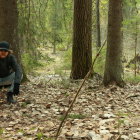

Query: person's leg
[0,73,16,104]
[0,72,15,85]
[0,78,4,88]
[0,73,15,91]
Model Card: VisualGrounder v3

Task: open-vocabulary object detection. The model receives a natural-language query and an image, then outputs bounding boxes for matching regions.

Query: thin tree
[71,0,92,79]
[133,0,138,77]
[103,0,124,87]
[96,0,101,49]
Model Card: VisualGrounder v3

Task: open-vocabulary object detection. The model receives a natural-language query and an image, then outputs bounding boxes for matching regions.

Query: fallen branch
[126,94,140,99]
[55,39,106,140]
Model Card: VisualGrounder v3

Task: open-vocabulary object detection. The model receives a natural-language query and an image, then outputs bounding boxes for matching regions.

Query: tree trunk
[71,0,92,79]
[0,0,27,81]
[103,0,124,87]
[96,0,101,49]
[0,0,19,57]
[53,40,56,54]
[134,0,138,77]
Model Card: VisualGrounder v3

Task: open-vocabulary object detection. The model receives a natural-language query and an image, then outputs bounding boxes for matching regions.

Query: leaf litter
[0,75,140,140]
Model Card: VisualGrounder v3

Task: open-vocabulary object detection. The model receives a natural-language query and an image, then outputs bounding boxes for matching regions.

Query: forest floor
[0,73,140,140]
[0,51,140,140]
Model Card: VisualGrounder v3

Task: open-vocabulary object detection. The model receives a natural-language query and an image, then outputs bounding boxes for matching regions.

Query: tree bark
[0,0,27,81]
[71,0,92,79]
[103,0,124,87]
[0,0,19,57]
[96,0,101,49]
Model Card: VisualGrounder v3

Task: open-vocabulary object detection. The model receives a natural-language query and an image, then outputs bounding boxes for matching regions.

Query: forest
[0,0,140,139]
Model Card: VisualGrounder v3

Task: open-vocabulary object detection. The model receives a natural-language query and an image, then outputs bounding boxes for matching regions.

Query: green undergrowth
[22,52,55,74]
[124,74,140,84]
[0,128,3,135]
[36,132,54,140]
[22,53,43,73]
[58,48,72,71]
[36,132,44,140]
[94,47,106,76]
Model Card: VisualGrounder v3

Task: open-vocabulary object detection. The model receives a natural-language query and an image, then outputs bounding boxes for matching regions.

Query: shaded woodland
[0,0,140,139]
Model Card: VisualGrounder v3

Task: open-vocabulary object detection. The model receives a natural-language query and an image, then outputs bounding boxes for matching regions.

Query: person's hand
[13,83,20,95]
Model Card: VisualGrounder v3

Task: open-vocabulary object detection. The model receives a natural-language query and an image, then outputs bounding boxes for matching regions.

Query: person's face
[0,50,9,58]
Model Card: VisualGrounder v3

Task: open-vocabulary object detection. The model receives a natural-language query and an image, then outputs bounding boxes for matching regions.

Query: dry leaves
[0,76,140,140]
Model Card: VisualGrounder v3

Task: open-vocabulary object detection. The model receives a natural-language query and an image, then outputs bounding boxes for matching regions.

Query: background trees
[1,0,140,84]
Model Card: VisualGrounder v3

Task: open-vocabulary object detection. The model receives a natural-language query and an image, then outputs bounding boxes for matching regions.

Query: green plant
[117,110,134,117]
[117,119,125,131]
[62,91,69,97]
[36,132,44,139]
[21,102,28,108]
[21,100,31,108]
[115,111,133,134]
[0,128,3,135]
[22,53,43,73]
[124,75,140,84]
[115,116,125,134]
[17,129,25,133]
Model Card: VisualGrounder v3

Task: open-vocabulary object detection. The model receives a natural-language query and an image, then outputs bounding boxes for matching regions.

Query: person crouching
[0,41,22,104]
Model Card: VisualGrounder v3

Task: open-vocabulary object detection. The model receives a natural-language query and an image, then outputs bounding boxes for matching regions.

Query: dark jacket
[0,54,22,83]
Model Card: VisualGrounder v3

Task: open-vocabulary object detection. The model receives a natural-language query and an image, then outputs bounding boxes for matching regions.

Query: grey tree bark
[103,0,124,87]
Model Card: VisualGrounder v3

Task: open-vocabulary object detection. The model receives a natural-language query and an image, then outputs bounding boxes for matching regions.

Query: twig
[126,94,140,99]
[115,135,121,140]
[55,39,107,140]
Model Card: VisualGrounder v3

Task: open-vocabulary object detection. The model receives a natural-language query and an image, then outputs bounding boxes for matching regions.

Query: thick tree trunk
[96,0,101,49]
[103,0,124,87]
[0,0,19,57]
[71,0,92,79]
[0,0,27,81]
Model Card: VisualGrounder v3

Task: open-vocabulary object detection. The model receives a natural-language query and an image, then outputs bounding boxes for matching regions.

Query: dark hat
[0,41,10,51]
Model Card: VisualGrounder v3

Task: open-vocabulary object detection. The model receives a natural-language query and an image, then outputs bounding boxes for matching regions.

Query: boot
[7,92,16,104]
